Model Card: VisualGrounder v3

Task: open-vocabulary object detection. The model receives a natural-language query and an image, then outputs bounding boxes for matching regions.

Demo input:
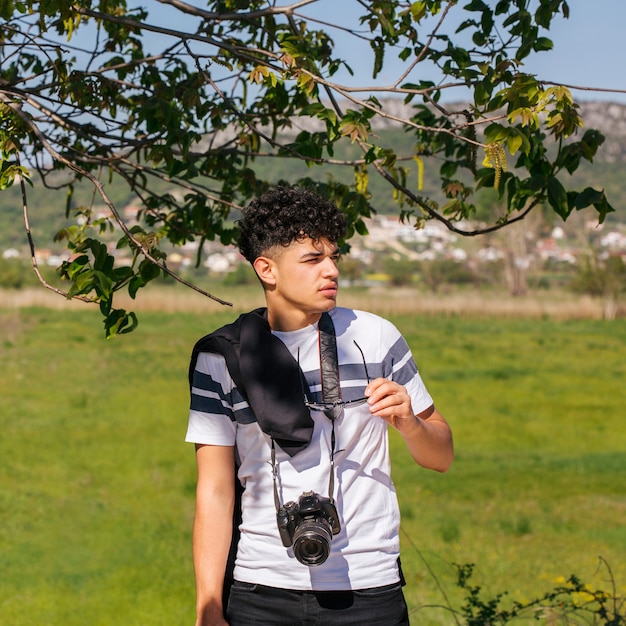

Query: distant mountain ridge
[291,99,626,163]
[577,101,626,162]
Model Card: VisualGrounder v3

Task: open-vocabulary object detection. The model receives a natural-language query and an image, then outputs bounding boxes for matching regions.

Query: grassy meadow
[1,290,625,625]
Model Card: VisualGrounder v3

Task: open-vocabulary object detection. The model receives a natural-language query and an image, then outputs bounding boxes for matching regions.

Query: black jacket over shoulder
[188,307,316,608]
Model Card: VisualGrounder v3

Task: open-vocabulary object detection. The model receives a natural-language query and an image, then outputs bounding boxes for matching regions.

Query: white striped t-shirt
[186,307,433,591]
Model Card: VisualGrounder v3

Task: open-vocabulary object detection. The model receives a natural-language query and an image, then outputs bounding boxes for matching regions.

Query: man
[186,185,453,625]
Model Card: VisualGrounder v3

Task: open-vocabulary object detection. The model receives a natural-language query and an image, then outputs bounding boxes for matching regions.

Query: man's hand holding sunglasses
[364,378,416,433]
[364,379,453,473]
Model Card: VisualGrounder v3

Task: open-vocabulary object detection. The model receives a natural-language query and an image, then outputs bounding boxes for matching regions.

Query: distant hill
[281,98,626,163]
[575,101,626,162]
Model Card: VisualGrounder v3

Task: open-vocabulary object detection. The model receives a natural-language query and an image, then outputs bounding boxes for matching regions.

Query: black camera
[276,491,341,566]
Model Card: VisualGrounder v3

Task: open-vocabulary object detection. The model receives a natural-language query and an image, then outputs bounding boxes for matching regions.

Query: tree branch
[2,93,233,307]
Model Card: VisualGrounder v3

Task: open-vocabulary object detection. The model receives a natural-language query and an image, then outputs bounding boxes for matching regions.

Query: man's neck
[267,308,323,332]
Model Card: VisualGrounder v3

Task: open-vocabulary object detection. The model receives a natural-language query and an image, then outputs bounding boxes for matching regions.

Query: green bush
[0,257,30,288]
[222,263,258,286]
[420,258,476,292]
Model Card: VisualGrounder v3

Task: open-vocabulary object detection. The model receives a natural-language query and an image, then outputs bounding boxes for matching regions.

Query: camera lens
[292,519,333,566]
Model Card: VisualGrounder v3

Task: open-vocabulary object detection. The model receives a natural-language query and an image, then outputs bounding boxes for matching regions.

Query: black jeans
[226,580,410,626]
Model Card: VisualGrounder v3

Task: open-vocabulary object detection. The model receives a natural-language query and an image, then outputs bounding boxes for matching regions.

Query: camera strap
[270,312,341,512]
[318,312,341,503]
[269,417,339,512]
[318,312,342,420]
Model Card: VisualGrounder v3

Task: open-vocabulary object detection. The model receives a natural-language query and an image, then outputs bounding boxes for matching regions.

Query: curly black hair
[237,185,347,263]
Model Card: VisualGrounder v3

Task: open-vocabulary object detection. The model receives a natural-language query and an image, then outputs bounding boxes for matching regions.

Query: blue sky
[521,0,626,102]
[143,1,626,103]
[303,0,626,103]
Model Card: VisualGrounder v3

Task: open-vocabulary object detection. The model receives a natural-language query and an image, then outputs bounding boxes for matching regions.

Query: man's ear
[253,256,276,286]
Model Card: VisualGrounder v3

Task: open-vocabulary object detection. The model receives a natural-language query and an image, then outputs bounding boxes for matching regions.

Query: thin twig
[17,153,92,303]
[400,526,462,626]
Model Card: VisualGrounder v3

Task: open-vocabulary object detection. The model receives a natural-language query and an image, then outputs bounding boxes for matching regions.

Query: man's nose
[322,257,339,277]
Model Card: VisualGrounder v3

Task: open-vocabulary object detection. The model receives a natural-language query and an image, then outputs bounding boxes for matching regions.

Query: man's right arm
[193,443,236,626]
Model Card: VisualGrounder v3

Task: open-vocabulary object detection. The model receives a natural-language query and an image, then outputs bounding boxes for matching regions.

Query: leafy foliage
[447,559,625,625]
[0,0,618,332]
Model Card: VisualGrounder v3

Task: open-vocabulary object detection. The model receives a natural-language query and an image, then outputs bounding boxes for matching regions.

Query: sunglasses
[299,341,371,414]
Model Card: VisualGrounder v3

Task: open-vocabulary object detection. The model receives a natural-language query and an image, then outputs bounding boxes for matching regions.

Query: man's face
[259,237,340,330]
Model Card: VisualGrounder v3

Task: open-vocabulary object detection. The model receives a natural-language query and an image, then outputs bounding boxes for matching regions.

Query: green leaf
[139,259,161,283]
[128,275,144,300]
[117,312,139,335]
[93,271,113,298]
[410,2,427,21]
[574,187,604,210]
[354,219,369,236]
[464,0,489,12]
[547,177,570,219]
[99,297,112,316]
[506,133,523,155]
[112,266,135,282]
[533,37,553,52]
[440,161,458,178]
[67,270,94,299]
[103,309,139,338]
[484,123,508,144]
[593,196,615,224]
[474,80,491,106]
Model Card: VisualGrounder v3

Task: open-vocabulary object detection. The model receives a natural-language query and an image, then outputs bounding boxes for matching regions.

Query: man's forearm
[400,407,454,472]
[193,444,236,626]
[193,505,233,625]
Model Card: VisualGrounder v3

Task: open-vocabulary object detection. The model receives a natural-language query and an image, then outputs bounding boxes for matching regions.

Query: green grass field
[1,304,624,625]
